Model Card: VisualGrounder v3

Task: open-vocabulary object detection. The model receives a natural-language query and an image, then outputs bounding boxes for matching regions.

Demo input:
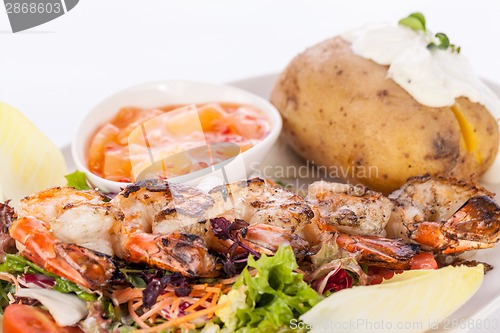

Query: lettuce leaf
[65,170,91,190]
[217,246,322,332]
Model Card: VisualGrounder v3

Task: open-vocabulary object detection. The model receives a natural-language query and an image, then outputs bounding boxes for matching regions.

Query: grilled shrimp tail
[336,233,419,270]
[10,216,118,289]
[119,232,220,278]
[412,195,500,254]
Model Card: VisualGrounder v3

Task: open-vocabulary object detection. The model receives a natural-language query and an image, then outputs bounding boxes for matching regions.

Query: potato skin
[270,37,499,194]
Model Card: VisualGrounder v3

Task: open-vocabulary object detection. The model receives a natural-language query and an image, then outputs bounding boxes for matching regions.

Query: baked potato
[270,36,499,194]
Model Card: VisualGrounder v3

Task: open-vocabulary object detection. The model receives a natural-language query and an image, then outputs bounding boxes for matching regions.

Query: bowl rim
[71,79,282,192]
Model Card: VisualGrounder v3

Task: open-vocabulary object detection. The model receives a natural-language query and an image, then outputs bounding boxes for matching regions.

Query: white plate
[62,73,500,333]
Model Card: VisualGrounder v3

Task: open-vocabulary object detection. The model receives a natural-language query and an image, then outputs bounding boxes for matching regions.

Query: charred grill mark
[141,179,172,193]
[156,208,177,220]
[251,201,263,208]
[247,178,266,187]
[123,179,173,198]
[181,233,201,242]
[333,208,359,226]
[122,184,141,198]
[63,203,74,210]
[444,195,500,242]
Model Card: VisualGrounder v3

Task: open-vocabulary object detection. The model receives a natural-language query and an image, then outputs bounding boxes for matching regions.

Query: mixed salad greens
[0,242,328,332]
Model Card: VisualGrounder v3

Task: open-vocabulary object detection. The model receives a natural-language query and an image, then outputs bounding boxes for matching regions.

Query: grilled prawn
[203,178,318,256]
[9,187,119,289]
[387,175,500,254]
[306,181,393,236]
[111,179,219,278]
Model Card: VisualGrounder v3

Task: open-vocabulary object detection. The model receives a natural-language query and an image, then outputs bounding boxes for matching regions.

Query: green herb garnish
[399,12,426,32]
[428,32,461,53]
[65,170,92,190]
[399,12,460,53]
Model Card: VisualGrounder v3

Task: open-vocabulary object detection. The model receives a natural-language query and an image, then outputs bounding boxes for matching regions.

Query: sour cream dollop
[342,23,500,183]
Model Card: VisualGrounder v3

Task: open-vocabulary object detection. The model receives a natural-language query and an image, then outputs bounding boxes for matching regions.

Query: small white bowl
[72,80,282,193]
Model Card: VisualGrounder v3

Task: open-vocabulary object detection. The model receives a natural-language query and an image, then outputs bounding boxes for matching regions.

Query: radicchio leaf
[209,217,262,277]
[161,272,191,297]
[142,272,192,308]
[306,258,368,295]
[22,273,56,288]
[210,217,232,240]
[0,201,17,261]
[321,268,353,294]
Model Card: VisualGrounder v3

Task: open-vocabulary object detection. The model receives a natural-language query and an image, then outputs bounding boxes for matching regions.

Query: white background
[1,0,500,146]
[1,0,500,331]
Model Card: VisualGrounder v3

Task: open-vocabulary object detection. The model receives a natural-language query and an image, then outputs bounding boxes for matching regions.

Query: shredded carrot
[139,297,172,321]
[192,283,208,290]
[132,300,144,311]
[116,281,232,331]
[206,286,221,293]
[189,290,207,298]
[210,292,220,307]
[208,292,220,319]
[134,302,229,333]
[170,295,181,318]
[113,287,143,304]
[185,292,213,313]
[128,300,150,329]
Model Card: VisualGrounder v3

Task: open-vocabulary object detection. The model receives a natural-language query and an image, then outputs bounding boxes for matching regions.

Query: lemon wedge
[0,102,67,206]
[300,265,484,333]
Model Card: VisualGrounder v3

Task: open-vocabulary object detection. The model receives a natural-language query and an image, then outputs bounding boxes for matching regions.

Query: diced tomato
[366,267,398,285]
[410,252,438,270]
[3,304,83,333]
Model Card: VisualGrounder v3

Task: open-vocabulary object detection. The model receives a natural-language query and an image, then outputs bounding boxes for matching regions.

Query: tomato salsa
[87,103,270,182]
